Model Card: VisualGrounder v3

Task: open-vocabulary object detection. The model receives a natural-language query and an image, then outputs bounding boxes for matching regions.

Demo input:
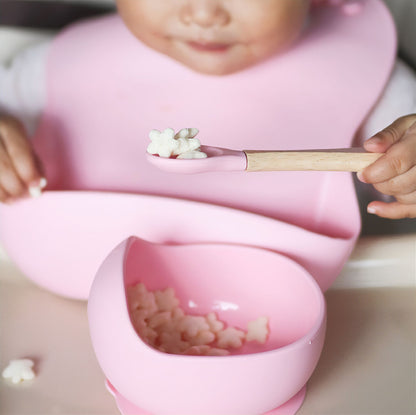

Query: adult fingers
[367,200,416,219]
[371,165,416,197]
[362,115,416,153]
[358,116,416,184]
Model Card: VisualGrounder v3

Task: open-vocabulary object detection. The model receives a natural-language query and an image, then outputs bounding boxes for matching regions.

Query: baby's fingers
[0,117,45,191]
[0,141,26,202]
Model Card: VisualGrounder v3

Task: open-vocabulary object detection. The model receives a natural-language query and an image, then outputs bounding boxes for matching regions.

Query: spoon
[147,145,383,174]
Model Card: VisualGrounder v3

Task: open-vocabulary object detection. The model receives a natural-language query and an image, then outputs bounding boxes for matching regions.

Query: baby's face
[116,0,310,75]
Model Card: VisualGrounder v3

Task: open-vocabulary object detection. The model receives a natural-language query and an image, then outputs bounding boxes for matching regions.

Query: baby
[0,0,415,221]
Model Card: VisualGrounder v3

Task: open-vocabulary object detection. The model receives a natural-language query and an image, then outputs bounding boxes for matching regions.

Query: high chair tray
[1,253,414,415]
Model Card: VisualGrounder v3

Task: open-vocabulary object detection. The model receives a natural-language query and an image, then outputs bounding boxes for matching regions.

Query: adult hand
[357,114,416,219]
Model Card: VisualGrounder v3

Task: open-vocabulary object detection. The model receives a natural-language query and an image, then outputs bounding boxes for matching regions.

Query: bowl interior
[124,239,324,354]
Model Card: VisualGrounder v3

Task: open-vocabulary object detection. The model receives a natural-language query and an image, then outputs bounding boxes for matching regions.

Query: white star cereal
[148,311,172,329]
[183,345,212,356]
[178,315,210,339]
[147,128,178,158]
[2,359,35,384]
[154,288,180,312]
[147,127,207,159]
[174,128,200,159]
[189,330,216,346]
[206,348,231,356]
[216,328,246,349]
[171,307,185,323]
[174,128,199,139]
[127,283,157,315]
[177,150,207,159]
[131,309,149,330]
[246,317,269,344]
[141,326,158,346]
[159,331,190,354]
[28,177,47,198]
[126,282,270,356]
[205,312,224,333]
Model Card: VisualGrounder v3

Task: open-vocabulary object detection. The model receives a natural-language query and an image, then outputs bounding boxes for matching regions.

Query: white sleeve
[358,59,416,142]
[0,40,51,136]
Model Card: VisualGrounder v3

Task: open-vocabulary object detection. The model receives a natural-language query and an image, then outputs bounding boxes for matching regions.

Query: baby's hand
[357,114,416,219]
[0,116,45,203]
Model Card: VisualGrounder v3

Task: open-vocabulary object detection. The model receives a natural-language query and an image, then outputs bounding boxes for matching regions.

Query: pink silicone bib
[0,0,396,298]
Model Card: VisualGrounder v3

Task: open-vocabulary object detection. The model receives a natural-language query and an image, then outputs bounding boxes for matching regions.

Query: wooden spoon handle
[244,149,383,172]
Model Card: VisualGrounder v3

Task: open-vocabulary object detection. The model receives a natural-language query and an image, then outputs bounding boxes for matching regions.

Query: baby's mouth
[186,41,231,53]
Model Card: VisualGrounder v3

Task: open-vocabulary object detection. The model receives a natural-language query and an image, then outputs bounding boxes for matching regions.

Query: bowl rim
[123,239,327,360]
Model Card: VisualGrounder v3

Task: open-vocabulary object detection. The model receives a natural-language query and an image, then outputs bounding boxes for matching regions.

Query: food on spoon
[147,128,207,159]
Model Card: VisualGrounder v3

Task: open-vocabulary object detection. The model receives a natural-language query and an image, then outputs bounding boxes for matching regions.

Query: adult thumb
[363,115,416,153]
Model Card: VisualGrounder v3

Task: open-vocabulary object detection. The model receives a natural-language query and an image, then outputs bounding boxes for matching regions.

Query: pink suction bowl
[88,236,326,415]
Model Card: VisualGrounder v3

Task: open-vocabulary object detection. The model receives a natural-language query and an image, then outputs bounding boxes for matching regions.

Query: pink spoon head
[88,236,326,415]
[146,145,247,174]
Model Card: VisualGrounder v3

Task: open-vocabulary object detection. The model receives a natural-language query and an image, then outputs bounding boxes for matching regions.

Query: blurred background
[0,0,415,235]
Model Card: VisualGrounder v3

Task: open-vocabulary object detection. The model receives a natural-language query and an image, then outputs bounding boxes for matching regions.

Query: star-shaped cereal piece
[171,307,185,323]
[131,308,149,331]
[174,128,199,139]
[182,345,211,356]
[177,150,207,159]
[148,311,172,329]
[158,331,190,354]
[205,312,224,333]
[216,327,246,349]
[173,139,202,156]
[178,315,210,338]
[2,359,35,384]
[127,283,157,315]
[147,128,178,158]
[129,286,160,341]
[140,326,158,347]
[246,317,269,344]
[206,347,231,356]
[189,330,216,346]
[126,283,147,310]
[173,128,205,157]
[154,288,180,312]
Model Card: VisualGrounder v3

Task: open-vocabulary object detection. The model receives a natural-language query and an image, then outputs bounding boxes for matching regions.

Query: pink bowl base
[105,379,307,415]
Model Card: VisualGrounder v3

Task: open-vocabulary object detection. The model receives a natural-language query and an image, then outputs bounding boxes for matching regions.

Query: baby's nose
[180,0,230,27]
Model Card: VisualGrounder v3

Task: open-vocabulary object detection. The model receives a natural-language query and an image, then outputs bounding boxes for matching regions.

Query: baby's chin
[172,52,259,77]
[170,41,285,76]
[181,60,247,76]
